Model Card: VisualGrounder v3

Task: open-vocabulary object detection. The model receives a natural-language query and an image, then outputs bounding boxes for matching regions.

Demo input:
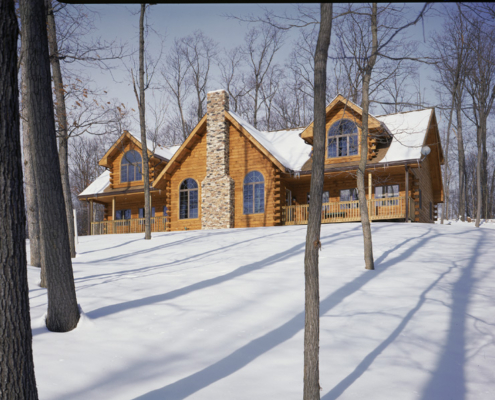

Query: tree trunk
[0,2,39,396]
[303,4,332,400]
[455,103,466,221]
[137,4,151,240]
[21,55,41,268]
[357,3,377,271]
[20,0,80,332]
[441,94,456,223]
[475,125,482,227]
[46,0,76,258]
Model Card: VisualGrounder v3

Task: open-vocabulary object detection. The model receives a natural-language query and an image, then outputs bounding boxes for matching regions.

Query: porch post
[88,199,93,235]
[405,165,409,222]
[368,172,372,221]
[112,197,115,220]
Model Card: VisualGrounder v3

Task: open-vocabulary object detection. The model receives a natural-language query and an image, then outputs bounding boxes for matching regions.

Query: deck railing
[91,216,168,235]
[282,196,414,225]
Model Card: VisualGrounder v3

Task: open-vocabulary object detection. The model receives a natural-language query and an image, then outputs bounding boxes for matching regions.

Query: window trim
[179,178,199,220]
[327,119,359,159]
[120,150,143,183]
[243,170,265,215]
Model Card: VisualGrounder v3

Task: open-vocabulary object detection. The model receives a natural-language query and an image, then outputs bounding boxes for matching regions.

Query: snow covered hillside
[28,222,495,400]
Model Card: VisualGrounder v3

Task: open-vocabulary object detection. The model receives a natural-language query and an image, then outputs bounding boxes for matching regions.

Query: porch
[91,216,168,235]
[281,196,415,225]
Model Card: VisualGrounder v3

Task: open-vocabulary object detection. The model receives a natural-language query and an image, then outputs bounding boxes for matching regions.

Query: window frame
[243,171,265,215]
[115,209,132,220]
[327,119,359,159]
[179,178,199,220]
[375,185,400,206]
[340,188,359,209]
[120,150,143,183]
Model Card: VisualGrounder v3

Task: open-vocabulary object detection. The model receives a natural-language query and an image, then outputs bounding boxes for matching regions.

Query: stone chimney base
[201,176,235,229]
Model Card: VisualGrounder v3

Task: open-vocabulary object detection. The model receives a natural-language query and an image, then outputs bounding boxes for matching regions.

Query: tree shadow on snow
[86,227,361,320]
[132,228,435,400]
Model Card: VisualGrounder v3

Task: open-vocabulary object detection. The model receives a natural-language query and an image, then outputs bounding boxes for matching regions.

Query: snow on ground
[28,222,495,400]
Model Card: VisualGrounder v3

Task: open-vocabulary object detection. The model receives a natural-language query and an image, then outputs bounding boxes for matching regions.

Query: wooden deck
[91,216,168,235]
[282,196,415,225]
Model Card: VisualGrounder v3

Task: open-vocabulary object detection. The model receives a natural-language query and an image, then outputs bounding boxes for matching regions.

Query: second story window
[327,119,359,158]
[121,150,142,183]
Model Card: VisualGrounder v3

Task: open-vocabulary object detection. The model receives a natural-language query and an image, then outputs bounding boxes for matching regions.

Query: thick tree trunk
[20,0,80,332]
[357,3,377,271]
[46,0,76,258]
[137,4,151,240]
[0,2,39,396]
[303,4,332,400]
[21,58,41,268]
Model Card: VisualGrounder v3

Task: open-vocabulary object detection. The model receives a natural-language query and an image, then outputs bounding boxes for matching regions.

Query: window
[121,150,142,183]
[375,185,399,206]
[286,189,292,206]
[115,209,131,220]
[419,189,422,209]
[139,207,155,218]
[243,171,264,214]
[327,119,359,158]
[340,188,359,209]
[179,179,198,219]
[163,206,168,217]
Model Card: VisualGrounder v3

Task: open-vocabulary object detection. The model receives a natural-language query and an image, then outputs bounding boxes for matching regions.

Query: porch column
[88,199,93,235]
[405,166,409,222]
[368,172,373,221]
[112,197,115,220]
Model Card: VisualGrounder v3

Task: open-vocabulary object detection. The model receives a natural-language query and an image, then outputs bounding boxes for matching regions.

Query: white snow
[128,131,181,161]
[79,170,110,196]
[228,111,309,171]
[377,109,432,163]
[28,222,495,399]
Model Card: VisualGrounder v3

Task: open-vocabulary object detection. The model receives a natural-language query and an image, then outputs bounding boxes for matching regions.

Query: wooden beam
[112,197,115,221]
[405,166,409,222]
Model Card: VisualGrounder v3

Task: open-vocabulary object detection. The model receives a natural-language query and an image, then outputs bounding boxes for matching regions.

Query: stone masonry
[201,90,235,229]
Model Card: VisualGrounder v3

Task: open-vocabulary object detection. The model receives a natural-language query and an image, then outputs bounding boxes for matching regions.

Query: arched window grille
[243,171,264,214]
[327,119,359,158]
[121,150,142,183]
[179,178,199,219]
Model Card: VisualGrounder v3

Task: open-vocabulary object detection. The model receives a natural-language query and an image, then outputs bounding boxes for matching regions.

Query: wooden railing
[282,196,414,225]
[91,216,168,235]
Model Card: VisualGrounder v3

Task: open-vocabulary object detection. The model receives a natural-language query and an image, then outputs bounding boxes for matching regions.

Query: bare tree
[242,24,285,128]
[217,46,249,114]
[161,38,193,141]
[20,0,80,332]
[304,5,332,399]
[0,1,39,396]
[181,30,218,123]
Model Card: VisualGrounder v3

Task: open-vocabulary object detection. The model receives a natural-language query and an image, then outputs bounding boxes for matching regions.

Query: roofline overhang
[78,186,161,201]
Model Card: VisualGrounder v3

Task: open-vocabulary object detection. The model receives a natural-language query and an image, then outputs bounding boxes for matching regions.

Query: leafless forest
[19,3,495,235]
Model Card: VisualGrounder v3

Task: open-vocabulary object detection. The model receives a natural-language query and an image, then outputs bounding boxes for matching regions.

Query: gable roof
[99,130,178,168]
[79,170,110,196]
[300,94,384,143]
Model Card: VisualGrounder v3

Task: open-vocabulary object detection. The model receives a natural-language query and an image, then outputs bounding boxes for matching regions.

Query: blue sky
[74,3,442,131]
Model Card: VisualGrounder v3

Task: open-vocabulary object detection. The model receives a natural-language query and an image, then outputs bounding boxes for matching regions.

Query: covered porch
[281,196,415,225]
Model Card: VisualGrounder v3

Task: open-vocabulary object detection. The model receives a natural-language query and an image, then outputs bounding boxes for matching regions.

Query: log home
[79,91,444,235]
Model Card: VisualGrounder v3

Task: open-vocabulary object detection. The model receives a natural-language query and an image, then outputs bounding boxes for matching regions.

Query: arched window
[179,178,198,219]
[121,150,142,183]
[243,171,264,214]
[327,119,358,158]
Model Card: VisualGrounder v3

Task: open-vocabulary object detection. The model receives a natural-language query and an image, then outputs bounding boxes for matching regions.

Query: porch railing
[282,196,414,225]
[91,216,168,235]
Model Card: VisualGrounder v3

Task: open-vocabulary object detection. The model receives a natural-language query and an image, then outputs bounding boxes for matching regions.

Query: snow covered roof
[79,170,110,196]
[228,111,309,171]
[127,131,181,161]
[376,109,432,163]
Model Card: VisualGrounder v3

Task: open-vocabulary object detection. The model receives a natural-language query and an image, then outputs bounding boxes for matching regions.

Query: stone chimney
[201,90,235,229]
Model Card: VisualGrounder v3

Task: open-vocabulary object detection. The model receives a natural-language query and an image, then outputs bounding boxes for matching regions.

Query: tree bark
[441,93,456,223]
[137,4,151,240]
[0,1,39,396]
[455,103,466,221]
[303,4,332,400]
[20,0,80,332]
[475,124,482,227]
[357,3,377,271]
[21,54,41,268]
[46,0,76,258]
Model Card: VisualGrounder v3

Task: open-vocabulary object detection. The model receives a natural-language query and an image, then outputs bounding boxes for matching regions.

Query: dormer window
[121,150,143,183]
[327,119,358,158]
